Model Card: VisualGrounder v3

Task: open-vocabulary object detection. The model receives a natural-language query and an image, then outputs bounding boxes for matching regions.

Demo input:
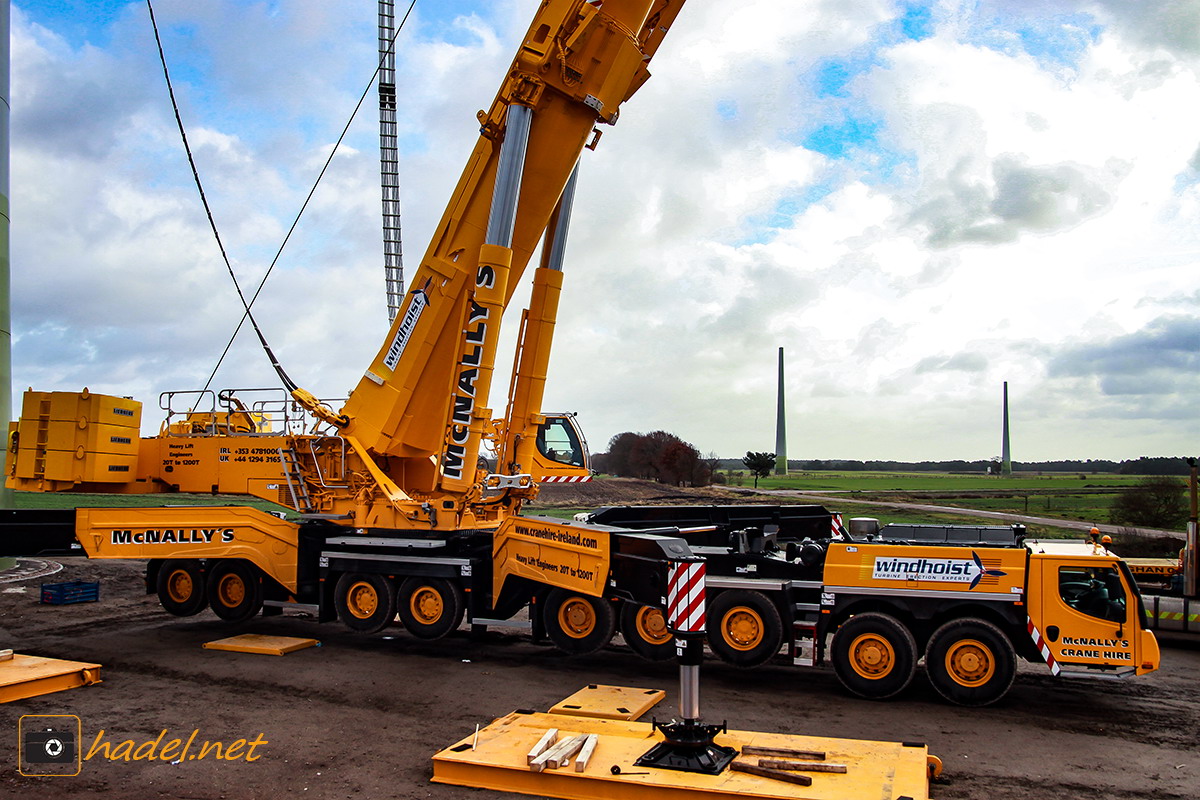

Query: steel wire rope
[145,0,418,400]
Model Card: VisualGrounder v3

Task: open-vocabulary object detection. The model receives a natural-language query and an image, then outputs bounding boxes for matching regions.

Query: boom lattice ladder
[379,0,404,322]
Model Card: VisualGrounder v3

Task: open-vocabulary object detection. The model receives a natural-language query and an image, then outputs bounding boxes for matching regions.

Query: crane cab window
[1058,565,1127,622]
[537,417,584,467]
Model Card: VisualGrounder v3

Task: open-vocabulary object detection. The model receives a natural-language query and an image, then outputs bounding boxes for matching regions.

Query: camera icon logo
[18,715,81,777]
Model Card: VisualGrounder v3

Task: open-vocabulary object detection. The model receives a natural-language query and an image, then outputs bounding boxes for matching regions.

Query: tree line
[705,456,1193,475]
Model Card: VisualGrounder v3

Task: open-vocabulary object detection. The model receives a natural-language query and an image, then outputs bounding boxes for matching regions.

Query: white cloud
[10,0,1200,464]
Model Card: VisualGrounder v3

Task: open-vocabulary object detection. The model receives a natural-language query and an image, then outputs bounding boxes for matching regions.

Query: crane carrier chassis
[2,499,1159,707]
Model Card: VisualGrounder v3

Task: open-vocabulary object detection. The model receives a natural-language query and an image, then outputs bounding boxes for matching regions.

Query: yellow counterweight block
[76,506,301,594]
[8,389,142,491]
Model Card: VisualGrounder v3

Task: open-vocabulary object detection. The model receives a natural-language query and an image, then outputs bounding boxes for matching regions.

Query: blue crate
[40,580,101,605]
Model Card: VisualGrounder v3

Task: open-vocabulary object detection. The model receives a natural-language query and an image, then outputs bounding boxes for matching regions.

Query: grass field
[742,471,1143,492]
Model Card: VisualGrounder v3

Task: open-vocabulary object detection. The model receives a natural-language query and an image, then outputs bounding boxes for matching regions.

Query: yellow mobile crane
[4,0,691,651]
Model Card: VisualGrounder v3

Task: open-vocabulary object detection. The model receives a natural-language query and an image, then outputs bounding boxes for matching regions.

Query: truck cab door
[1028,556,1142,676]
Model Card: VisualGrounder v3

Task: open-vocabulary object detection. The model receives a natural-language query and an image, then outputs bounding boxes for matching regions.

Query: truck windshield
[1117,559,1151,630]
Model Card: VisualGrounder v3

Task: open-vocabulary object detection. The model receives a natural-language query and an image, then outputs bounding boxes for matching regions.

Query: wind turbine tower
[1001,381,1012,476]
[775,347,787,475]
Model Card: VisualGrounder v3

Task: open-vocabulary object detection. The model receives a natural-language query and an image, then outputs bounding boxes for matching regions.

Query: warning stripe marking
[1027,618,1061,676]
[538,475,593,483]
[668,562,706,633]
[831,513,848,540]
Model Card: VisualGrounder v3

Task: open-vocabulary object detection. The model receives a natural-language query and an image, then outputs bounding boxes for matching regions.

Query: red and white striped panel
[831,513,848,540]
[668,561,706,633]
[538,475,593,483]
[1026,617,1061,676]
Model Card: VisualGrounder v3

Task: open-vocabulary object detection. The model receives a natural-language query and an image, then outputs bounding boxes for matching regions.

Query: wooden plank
[575,734,599,773]
[550,734,588,768]
[758,758,848,774]
[731,760,814,786]
[530,734,586,772]
[741,744,826,760]
[526,728,558,764]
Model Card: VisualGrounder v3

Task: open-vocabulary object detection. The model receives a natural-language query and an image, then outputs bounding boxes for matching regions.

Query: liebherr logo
[110,529,234,545]
[872,550,1007,589]
[441,265,496,481]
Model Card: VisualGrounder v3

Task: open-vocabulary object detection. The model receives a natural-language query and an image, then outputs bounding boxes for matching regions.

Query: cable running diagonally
[145,0,298,393]
[145,0,417,397]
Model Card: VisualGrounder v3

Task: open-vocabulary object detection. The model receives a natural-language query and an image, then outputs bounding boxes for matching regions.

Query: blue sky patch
[897,2,935,42]
[19,0,135,48]
[802,115,881,160]
[967,9,1102,70]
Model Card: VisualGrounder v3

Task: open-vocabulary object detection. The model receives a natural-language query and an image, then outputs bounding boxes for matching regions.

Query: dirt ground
[2,556,1197,800]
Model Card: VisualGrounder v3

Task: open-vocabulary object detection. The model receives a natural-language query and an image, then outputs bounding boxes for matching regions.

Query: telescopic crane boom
[8,0,685,535]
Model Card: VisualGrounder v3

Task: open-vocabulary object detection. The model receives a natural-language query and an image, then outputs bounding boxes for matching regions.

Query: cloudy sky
[9,0,1200,462]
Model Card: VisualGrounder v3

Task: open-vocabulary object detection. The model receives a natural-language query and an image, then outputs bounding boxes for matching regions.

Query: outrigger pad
[202,634,319,655]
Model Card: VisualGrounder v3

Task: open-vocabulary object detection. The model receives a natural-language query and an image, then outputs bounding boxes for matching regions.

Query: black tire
[831,612,918,699]
[335,573,397,633]
[156,559,207,617]
[620,603,675,662]
[925,618,1017,706]
[396,578,465,640]
[706,590,783,668]
[542,589,616,656]
[206,559,264,623]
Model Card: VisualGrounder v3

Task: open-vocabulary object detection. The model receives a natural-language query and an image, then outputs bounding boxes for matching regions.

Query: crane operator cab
[531,413,591,482]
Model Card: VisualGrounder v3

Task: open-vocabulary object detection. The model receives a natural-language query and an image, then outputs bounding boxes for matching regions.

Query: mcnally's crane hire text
[442,265,498,481]
[110,529,235,545]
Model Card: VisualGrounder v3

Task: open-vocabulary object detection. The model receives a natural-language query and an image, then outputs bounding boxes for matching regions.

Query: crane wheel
[831,612,918,699]
[925,618,1016,706]
[156,559,207,617]
[543,589,615,656]
[707,590,783,668]
[620,603,675,662]
[335,573,397,634]
[206,559,264,623]
[397,578,464,640]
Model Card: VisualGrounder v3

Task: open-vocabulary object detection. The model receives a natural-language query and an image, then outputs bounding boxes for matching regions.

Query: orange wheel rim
[945,639,995,687]
[166,570,193,603]
[216,573,245,608]
[848,632,895,679]
[721,607,763,651]
[558,598,596,639]
[347,581,379,619]
[410,587,444,624]
[635,607,672,645]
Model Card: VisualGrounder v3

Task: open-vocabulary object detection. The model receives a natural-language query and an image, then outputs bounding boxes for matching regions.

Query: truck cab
[1025,539,1159,678]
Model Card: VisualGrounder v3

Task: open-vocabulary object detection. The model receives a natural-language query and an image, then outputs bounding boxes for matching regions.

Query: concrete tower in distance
[0,0,11,511]
[1001,382,1012,477]
[775,347,787,475]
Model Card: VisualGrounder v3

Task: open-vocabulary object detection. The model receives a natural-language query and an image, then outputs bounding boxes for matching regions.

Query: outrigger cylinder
[636,557,737,775]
